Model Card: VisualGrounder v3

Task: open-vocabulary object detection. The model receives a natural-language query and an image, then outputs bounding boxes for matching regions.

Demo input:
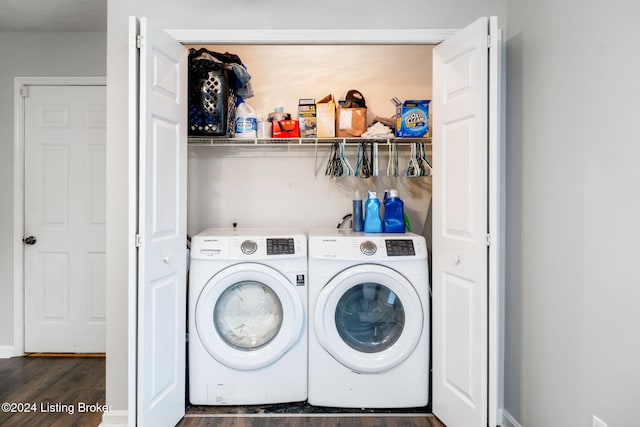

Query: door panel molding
[12,76,106,358]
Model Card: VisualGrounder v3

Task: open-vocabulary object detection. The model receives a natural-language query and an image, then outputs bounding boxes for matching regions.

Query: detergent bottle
[352,190,364,232]
[233,97,257,138]
[364,191,383,233]
[383,189,406,233]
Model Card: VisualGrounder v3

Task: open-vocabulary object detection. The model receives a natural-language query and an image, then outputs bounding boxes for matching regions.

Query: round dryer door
[196,263,304,370]
[314,264,424,373]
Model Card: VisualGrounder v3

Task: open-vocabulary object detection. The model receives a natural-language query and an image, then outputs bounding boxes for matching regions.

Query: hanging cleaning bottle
[233,96,257,139]
[364,191,383,233]
[383,189,406,233]
[352,190,364,232]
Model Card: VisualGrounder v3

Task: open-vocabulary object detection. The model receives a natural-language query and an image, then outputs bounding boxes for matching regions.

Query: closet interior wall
[186,44,434,236]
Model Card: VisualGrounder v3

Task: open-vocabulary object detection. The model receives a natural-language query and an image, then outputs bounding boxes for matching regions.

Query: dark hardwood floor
[0,356,445,427]
[0,355,106,427]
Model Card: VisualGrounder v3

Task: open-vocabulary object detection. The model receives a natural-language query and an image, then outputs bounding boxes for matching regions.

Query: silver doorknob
[23,236,37,245]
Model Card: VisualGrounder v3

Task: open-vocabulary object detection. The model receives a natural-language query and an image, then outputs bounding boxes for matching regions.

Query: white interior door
[136,17,188,426]
[432,16,491,427]
[24,84,106,353]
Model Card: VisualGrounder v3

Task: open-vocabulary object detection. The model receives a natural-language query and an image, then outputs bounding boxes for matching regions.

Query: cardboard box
[298,99,317,138]
[395,100,430,138]
[316,94,335,138]
[336,107,367,137]
[272,119,300,138]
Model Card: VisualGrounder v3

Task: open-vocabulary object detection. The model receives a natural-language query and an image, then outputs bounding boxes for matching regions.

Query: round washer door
[196,262,304,370]
[314,264,423,373]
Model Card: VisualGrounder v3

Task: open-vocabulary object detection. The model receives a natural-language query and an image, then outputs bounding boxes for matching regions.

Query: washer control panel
[191,228,306,260]
[359,240,378,256]
[308,229,427,261]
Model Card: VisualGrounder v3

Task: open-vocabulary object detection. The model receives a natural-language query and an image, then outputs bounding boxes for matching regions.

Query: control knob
[241,240,257,255]
[360,240,377,256]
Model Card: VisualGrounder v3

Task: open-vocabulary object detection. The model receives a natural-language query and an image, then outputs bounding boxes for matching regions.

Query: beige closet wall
[187,44,433,122]
[186,44,433,237]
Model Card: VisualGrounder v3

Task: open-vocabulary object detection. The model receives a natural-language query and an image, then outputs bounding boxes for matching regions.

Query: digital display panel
[266,238,295,255]
[385,239,415,256]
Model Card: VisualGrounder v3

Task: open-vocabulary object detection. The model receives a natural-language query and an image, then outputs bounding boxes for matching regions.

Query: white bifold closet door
[132,16,188,427]
[432,16,502,427]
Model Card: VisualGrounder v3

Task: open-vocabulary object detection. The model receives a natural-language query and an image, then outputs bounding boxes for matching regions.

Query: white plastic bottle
[233,97,257,139]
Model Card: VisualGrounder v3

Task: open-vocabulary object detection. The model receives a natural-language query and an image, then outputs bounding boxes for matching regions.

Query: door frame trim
[12,76,106,357]
[166,28,457,44]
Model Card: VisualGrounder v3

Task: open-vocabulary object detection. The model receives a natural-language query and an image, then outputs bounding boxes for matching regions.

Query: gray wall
[504,0,640,426]
[0,32,106,347]
[106,0,506,418]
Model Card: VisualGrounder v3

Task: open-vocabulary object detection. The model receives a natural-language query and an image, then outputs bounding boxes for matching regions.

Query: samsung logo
[321,239,337,243]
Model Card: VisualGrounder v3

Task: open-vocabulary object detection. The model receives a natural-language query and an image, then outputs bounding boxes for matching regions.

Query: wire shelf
[188,137,432,146]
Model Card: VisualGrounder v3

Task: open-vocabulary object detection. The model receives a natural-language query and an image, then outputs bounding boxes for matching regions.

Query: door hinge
[487,34,494,49]
[486,233,491,247]
[135,234,143,247]
[20,86,29,98]
[136,34,143,49]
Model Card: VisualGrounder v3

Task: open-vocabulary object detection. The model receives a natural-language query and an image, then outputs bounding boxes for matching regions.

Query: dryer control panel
[308,229,427,261]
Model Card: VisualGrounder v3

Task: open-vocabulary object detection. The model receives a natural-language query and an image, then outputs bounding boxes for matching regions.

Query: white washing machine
[189,228,307,405]
[308,228,429,408]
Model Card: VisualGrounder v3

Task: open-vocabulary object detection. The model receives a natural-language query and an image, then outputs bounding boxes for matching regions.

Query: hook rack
[188,137,432,179]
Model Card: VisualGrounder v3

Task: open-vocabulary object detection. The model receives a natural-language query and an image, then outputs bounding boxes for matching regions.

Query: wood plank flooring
[0,356,445,427]
[0,355,106,427]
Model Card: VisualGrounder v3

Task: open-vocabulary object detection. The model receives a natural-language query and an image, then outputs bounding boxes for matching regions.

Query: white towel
[361,122,394,138]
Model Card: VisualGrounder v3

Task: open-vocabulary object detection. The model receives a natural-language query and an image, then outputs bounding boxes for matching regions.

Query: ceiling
[0,0,107,32]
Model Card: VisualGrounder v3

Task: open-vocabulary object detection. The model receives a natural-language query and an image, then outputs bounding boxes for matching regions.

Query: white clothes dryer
[308,229,429,408]
[189,228,307,405]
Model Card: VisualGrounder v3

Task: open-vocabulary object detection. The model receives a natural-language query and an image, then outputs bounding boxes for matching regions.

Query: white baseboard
[99,410,129,427]
[502,410,523,427]
[0,345,19,358]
